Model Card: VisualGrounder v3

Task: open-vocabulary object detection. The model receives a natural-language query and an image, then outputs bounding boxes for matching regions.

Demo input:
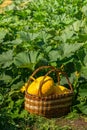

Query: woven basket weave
[25,66,73,118]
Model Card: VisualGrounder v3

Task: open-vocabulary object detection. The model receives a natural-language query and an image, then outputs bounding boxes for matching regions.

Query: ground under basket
[25,66,73,118]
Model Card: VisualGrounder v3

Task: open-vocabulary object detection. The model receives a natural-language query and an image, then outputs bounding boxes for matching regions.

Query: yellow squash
[53,85,70,95]
[27,76,54,96]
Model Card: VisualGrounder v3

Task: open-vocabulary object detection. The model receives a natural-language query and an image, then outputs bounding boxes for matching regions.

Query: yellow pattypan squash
[27,76,54,96]
[53,85,70,95]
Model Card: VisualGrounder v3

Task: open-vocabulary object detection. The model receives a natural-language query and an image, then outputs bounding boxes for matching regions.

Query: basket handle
[26,66,57,92]
[26,66,73,97]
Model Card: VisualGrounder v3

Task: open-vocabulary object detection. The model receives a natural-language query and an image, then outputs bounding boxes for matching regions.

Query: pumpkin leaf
[0,74,12,83]
[0,50,13,68]
[79,87,87,97]
[78,103,87,115]
[81,66,87,78]
[0,29,8,42]
[61,43,85,58]
[14,52,32,68]
[14,51,43,69]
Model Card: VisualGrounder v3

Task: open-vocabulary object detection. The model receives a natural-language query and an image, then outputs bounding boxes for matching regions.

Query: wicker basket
[25,66,73,118]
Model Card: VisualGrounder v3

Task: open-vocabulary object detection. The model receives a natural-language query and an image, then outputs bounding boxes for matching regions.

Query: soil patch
[55,116,87,130]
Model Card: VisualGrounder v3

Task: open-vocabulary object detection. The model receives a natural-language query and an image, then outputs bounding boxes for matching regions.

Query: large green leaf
[10,38,22,45]
[0,73,12,83]
[29,51,43,63]
[11,81,24,91]
[61,43,85,58]
[78,103,87,115]
[19,31,40,41]
[78,34,87,42]
[0,50,13,68]
[76,48,86,65]
[61,29,74,42]
[48,43,85,62]
[48,49,62,62]
[72,20,81,32]
[14,51,43,69]
[0,29,8,42]
[82,4,87,16]
[79,87,87,97]
[81,66,87,78]
[14,52,32,68]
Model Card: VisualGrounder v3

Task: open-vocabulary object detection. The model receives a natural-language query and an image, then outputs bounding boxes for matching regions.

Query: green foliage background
[0,0,87,129]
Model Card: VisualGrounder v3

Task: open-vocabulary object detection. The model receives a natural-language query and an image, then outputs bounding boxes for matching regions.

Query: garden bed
[0,0,87,130]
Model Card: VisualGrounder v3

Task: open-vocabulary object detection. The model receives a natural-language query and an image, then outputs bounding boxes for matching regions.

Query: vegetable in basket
[27,76,54,96]
[21,77,70,96]
[53,85,70,95]
[21,76,54,96]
